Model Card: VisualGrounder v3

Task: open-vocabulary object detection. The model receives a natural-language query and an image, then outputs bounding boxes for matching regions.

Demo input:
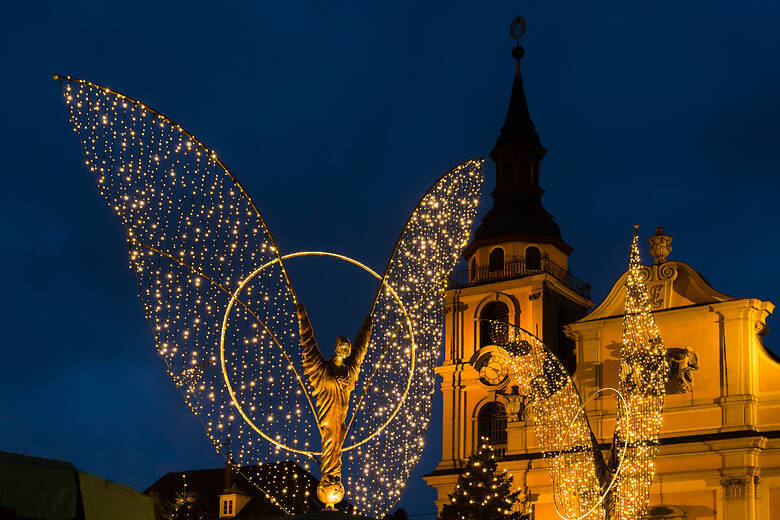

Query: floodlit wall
[426,256,780,520]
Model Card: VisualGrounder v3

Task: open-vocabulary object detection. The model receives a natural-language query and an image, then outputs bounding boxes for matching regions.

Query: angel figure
[296,304,372,509]
[54,74,485,517]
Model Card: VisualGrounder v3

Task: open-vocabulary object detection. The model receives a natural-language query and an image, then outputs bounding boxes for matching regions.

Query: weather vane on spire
[510,16,527,42]
[510,16,526,60]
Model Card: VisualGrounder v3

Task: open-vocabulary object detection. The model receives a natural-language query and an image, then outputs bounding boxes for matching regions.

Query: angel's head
[334,336,352,361]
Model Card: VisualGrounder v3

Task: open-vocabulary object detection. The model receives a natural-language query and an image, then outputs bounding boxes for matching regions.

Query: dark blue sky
[2,1,779,515]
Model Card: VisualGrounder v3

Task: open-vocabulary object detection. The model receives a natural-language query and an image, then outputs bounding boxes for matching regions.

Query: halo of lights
[54,74,485,517]
[218,250,415,456]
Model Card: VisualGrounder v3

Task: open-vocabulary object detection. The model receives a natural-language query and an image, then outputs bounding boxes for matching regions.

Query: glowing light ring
[551,387,629,520]
[219,250,416,456]
[490,320,629,520]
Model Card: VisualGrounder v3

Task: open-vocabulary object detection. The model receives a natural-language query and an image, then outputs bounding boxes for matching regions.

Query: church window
[478,401,507,445]
[469,257,477,281]
[488,247,504,272]
[525,246,541,271]
[480,301,509,348]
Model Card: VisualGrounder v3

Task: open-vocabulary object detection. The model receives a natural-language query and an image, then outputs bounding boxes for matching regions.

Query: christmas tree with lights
[440,438,525,520]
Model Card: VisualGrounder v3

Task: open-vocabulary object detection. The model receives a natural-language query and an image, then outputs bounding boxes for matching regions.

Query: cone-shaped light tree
[440,438,525,520]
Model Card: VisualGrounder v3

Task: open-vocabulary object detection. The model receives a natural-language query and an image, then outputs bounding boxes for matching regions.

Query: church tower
[424,18,593,512]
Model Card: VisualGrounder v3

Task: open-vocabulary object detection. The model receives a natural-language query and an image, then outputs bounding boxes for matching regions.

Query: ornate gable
[583,260,735,321]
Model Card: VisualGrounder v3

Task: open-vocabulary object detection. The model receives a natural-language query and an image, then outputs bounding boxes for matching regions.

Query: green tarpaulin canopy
[0,451,155,520]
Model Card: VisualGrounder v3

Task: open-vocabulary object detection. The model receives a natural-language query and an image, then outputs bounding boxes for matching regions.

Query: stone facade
[424,235,780,519]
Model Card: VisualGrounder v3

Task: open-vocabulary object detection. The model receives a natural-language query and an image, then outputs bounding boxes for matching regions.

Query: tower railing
[448,255,591,300]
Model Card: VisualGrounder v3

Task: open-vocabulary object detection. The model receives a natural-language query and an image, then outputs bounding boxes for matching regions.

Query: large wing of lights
[487,322,606,520]
[612,229,668,519]
[341,159,485,517]
[56,77,320,513]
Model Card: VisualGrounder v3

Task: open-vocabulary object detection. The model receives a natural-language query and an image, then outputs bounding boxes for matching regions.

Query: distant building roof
[145,461,322,519]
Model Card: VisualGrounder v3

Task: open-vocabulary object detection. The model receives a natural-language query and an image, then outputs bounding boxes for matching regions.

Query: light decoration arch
[219,250,415,456]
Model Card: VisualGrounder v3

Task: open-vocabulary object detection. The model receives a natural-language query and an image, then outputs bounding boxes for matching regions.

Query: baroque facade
[423,40,780,520]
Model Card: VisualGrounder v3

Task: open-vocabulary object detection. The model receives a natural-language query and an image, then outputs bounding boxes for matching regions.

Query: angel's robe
[297,306,371,484]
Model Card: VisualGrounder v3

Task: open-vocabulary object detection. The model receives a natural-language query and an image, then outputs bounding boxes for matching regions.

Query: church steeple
[464,17,570,258]
[493,39,540,152]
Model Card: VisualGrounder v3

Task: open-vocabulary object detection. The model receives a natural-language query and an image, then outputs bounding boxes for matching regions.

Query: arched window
[478,402,507,446]
[469,257,477,282]
[525,246,541,271]
[488,248,504,272]
[480,301,509,348]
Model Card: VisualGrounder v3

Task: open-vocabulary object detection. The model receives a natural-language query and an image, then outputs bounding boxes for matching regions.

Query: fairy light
[340,158,484,516]
[492,322,605,520]
[611,227,668,520]
[483,227,667,520]
[441,437,522,520]
[55,75,484,518]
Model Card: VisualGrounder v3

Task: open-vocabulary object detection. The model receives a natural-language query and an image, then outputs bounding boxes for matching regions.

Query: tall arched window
[469,257,477,282]
[488,247,504,272]
[478,402,507,446]
[480,301,509,348]
[525,246,541,271]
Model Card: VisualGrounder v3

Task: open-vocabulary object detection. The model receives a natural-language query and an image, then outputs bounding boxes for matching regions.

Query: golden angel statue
[54,75,485,517]
[297,304,372,508]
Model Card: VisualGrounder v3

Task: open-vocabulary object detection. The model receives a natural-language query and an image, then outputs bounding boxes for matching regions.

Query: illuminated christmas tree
[161,474,216,520]
[440,438,524,520]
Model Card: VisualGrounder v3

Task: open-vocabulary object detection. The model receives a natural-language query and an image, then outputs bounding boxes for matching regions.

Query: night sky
[2,1,779,516]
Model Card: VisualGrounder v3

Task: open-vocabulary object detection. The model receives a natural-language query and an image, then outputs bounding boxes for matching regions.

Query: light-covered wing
[612,230,668,519]
[487,322,606,520]
[341,159,485,517]
[56,77,318,513]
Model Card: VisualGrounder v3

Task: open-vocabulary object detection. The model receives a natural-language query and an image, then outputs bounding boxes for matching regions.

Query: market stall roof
[0,450,154,520]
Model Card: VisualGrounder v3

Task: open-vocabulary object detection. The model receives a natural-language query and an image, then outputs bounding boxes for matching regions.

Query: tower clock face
[478,354,509,386]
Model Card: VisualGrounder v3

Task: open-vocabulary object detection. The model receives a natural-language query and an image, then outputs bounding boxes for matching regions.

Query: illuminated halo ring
[551,387,630,520]
[219,251,416,457]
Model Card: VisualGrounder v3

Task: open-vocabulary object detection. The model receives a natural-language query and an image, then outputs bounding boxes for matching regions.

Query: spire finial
[510,16,527,61]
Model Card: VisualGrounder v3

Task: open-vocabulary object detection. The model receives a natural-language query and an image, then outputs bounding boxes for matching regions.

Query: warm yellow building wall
[426,240,780,519]
[564,258,779,520]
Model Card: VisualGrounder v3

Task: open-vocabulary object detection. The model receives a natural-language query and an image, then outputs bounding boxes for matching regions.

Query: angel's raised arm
[346,315,372,380]
[297,304,326,380]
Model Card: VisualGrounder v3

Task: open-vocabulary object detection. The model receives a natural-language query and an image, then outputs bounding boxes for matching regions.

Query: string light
[440,437,522,520]
[54,75,485,517]
[488,321,605,520]
[611,227,668,520]
[484,227,667,520]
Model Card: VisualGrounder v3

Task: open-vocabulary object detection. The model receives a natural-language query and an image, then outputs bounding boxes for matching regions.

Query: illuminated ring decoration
[491,321,630,520]
[219,251,416,457]
[551,387,629,520]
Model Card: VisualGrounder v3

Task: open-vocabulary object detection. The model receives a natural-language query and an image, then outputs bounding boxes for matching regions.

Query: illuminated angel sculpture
[297,305,372,507]
[485,228,668,520]
[54,75,485,517]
